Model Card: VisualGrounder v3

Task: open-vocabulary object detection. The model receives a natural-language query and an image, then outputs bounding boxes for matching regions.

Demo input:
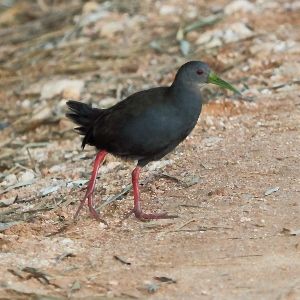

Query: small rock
[41,79,85,100]
[196,30,222,47]
[224,0,256,15]
[67,179,88,188]
[70,279,81,292]
[21,99,31,108]
[49,164,66,173]
[148,160,173,171]
[284,1,300,11]
[159,5,178,15]
[0,121,9,130]
[240,216,251,223]
[0,197,16,207]
[80,10,109,27]
[2,174,17,187]
[99,97,118,108]
[261,89,272,95]
[0,222,21,232]
[98,222,107,230]
[222,22,253,43]
[82,1,100,14]
[101,162,121,174]
[144,282,159,294]
[18,171,35,184]
[201,136,223,147]
[241,193,253,201]
[196,22,253,47]
[273,62,300,79]
[40,185,61,196]
[264,187,279,196]
[100,21,124,38]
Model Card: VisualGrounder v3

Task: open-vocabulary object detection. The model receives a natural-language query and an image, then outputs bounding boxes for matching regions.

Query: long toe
[88,204,108,225]
[134,209,178,221]
[74,199,87,220]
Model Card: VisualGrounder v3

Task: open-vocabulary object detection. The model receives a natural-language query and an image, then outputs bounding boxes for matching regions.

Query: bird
[66,61,240,222]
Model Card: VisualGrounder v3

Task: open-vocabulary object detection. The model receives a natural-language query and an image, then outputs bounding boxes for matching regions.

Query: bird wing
[92,87,188,157]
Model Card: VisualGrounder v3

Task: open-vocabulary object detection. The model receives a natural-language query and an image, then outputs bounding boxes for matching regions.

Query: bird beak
[208,71,241,95]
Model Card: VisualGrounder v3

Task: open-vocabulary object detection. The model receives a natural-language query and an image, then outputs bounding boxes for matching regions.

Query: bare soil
[0,1,299,299]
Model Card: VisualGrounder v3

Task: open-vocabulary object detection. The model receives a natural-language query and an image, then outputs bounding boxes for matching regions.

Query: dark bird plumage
[66,61,240,222]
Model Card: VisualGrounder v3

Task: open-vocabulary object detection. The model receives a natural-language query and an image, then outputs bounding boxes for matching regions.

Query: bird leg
[131,166,178,221]
[74,150,107,224]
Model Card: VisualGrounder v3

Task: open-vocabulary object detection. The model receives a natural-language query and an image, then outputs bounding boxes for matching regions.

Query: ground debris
[8,267,60,289]
[264,187,280,196]
[281,228,300,236]
[113,255,131,266]
[69,279,81,293]
[154,276,177,284]
[54,252,76,264]
[0,222,21,232]
[0,0,299,298]
[40,185,61,197]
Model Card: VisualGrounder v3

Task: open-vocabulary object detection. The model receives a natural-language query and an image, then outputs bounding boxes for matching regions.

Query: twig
[183,14,223,34]
[26,148,41,176]
[174,219,196,231]
[96,185,132,211]
[113,255,131,265]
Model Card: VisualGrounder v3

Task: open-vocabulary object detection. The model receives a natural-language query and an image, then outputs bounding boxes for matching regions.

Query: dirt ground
[0,1,300,299]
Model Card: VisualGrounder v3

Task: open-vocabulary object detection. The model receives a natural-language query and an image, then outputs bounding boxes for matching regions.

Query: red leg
[131,166,178,221]
[74,150,107,224]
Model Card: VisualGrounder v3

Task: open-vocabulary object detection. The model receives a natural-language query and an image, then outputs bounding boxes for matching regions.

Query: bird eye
[196,69,203,75]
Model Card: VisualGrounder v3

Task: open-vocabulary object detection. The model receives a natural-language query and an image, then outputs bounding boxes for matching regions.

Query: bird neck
[169,79,202,104]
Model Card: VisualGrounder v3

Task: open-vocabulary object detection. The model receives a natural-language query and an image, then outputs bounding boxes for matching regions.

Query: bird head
[175,61,241,95]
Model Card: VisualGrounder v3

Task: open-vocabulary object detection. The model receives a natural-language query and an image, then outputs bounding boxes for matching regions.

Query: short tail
[66,100,102,149]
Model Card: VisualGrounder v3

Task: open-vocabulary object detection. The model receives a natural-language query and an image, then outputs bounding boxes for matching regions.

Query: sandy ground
[0,0,300,299]
[1,93,299,300]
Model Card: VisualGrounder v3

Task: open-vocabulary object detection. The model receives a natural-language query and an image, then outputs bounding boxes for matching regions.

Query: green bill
[208,71,241,95]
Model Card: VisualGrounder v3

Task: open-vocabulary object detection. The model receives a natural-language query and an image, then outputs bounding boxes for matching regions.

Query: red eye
[197,69,203,75]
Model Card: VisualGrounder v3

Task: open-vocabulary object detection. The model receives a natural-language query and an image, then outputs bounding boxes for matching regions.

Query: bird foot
[88,203,108,226]
[74,192,108,226]
[133,209,178,221]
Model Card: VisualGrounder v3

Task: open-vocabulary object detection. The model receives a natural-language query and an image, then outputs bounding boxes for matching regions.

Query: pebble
[100,21,124,38]
[40,185,61,196]
[224,0,256,15]
[159,5,178,15]
[67,179,88,188]
[49,164,66,173]
[148,160,173,171]
[201,136,223,148]
[101,162,122,174]
[99,97,118,108]
[223,22,253,43]
[2,174,17,187]
[21,99,31,108]
[82,1,101,14]
[18,171,35,184]
[196,22,253,47]
[41,79,85,100]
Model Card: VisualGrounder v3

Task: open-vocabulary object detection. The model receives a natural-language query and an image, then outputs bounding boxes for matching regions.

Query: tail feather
[66,100,102,149]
